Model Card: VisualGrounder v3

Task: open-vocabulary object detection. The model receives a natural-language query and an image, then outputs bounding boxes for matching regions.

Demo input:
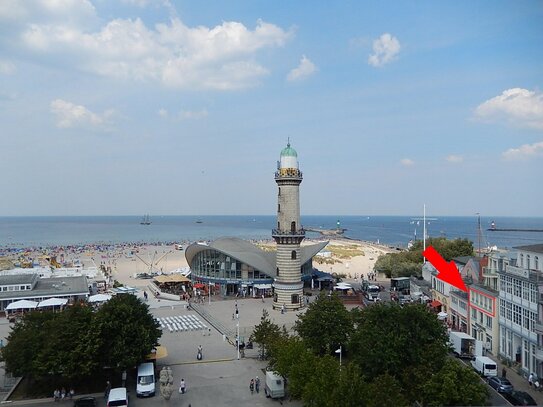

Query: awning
[37,298,68,308]
[193,283,205,289]
[254,284,272,289]
[89,293,112,303]
[6,299,38,310]
[154,274,190,284]
[430,300,442,308]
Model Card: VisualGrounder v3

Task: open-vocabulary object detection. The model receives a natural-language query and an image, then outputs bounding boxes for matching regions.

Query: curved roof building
[185,237,327,295]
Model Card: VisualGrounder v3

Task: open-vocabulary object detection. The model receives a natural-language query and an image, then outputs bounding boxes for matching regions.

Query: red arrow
[423,246,467,292]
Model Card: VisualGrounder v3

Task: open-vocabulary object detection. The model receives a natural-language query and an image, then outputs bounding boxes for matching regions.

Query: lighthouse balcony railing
[275,170,303,179]
[272,229,306,237]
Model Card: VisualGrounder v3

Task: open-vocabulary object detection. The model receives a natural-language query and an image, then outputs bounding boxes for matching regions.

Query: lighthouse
[272,141,305,310]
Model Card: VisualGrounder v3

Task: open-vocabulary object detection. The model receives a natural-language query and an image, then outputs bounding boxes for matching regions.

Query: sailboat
[140,214,151,225]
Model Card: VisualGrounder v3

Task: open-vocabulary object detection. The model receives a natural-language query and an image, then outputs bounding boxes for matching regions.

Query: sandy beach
[1,238,397,288]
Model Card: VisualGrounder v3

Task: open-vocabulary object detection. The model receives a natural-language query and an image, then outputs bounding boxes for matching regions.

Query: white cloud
[20,17,291,90]
[475,88,543,130]
[368,33,400,67]
[0,60,16,75]
[502,141,543,161]
[400,158,414,166]
[50,99,109,128]
[0,0,96,25]
[446,155,463,163]
[158,108,168,118]
[287,55,316,81]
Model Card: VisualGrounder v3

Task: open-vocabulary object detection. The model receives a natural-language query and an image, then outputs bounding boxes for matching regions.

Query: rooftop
[513,244,543,254]
[0,275,88,301]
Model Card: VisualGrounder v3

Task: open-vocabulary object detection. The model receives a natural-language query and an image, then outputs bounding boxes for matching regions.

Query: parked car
[487,376,513,393]
[73,397,96,407]
[504,390,537,406]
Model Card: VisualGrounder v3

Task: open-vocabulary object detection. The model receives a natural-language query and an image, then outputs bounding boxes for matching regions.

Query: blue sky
[0,0,542,217]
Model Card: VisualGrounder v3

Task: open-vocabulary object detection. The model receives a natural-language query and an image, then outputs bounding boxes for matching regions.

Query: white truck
[471,356,498,377]
[365,285,381,302]
[264,371,285,399]
[449,331,483,359]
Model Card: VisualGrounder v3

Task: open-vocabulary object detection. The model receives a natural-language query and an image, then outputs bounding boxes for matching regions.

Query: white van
[136,362,155,397]
[264,371,285,399]
[471,356,498,377]
[107,387,128,407]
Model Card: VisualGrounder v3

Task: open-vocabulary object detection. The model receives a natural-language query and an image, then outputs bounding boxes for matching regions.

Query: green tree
[93,294,161,372]
[1,305,99,380]
[420,358,488,406]
[349,303,449,402]
[249,309,281,360]
[294,292,353,355]
[1,311,53,376]
[364,373,409,407]
[374,237,474,278]
[33,305,99,379]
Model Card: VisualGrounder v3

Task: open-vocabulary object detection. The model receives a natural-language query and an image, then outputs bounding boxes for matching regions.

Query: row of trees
[251,293,488,406]
[1,295,161,381]
[374,237,474,278]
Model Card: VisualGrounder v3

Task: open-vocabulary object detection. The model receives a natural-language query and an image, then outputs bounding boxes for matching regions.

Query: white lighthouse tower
[273,141,305,310]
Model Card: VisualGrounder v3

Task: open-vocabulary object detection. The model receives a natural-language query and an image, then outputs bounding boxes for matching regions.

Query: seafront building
[496,244,543,377]
[185,143,327,308]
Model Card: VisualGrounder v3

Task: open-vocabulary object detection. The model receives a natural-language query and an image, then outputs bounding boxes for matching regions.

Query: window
[276,267,279,277]
[278,204,280,212]
[277,222,280,229]
[278,187,281,196]
[486,315,492,329]
[291,294,299,304]
[291,221,296,232]
[291,250,296,260]
[520,254,524,267]
[535,256,539,270]
[527,255,531,270]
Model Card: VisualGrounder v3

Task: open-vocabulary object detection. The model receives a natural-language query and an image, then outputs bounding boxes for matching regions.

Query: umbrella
[6,299,38,310]
[89,293,112,303]
[37,298,68,308]
[193,283,205,289]
[437,311,448,320]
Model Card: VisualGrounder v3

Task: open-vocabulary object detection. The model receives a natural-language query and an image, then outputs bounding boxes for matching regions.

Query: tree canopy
[267,299,488,406]
[374,237,474,278]
[249,309,282,359]
[294,292,353,355]
[1,295,161,381]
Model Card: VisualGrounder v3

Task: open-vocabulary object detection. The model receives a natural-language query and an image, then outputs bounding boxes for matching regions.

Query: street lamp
[236,319,240,360]
[335,345,342,367]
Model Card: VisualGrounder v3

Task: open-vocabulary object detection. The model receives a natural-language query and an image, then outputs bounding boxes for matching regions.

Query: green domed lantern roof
[280,142,297,157]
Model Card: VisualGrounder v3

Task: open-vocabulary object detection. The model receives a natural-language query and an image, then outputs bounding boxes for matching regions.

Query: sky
[0,0,542,217]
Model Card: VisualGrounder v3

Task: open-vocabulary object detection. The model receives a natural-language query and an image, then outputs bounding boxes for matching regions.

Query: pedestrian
[249,378,254,394]
[104,381,111,399]
[281,303,286,314]
[235,308,239,319]
[53,389,60,402]
[502,367,506,378]
[69,388,75,399]
[261,294,265,303]
[143,290,148,301]
[255,376,260,393]
[61,387,66,400]
[529,372,534,386]
[179,378,186,394]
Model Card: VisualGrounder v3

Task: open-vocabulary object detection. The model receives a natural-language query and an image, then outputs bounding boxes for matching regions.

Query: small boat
[140,214,151,225]
[195,219,203,224]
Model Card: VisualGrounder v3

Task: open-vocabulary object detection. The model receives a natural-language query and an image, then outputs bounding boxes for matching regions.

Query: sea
[1,215,542,250]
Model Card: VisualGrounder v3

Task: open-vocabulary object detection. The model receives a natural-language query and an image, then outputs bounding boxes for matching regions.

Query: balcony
[536,322,543,334]
[482,267,498,279]
[275,169,303,181]
[272,229,305,237]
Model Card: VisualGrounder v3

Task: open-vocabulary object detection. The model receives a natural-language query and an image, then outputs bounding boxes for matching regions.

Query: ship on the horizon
[140,214,151,225]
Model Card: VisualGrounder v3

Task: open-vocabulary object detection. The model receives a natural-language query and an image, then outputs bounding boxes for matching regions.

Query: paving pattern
[155,315,207,333]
